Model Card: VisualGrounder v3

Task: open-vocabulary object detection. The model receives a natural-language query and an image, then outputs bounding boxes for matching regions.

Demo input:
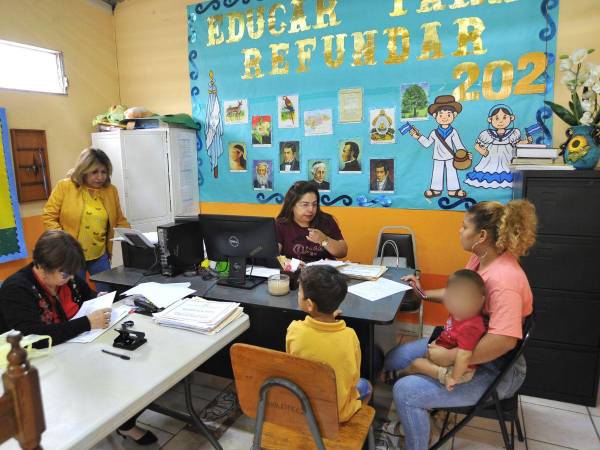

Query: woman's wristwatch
[321,238,329,248]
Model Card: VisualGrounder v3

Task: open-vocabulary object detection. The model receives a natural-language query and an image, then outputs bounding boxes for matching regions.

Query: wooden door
[10,129,51,202]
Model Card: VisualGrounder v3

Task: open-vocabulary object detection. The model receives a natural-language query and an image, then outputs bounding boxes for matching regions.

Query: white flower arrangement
[546,48,600,127]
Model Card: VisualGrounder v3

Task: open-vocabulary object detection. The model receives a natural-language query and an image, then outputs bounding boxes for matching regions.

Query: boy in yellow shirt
[286,265,372,422]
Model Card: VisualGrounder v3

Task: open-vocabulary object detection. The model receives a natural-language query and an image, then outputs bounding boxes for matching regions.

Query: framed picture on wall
[253,160,273,191]
[251,115,272,147]
[277,95,299,129]
[308,159,331,191]
[370,159,395,193]
[338,139,362,173]
[279,141,300,173]
[228,142,247,172]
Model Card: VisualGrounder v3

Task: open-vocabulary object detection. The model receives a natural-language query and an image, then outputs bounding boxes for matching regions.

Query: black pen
[101,349,130,360]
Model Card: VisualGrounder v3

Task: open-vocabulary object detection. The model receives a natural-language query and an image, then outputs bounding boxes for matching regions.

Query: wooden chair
[230,343,375,450]
[1,331,46,450]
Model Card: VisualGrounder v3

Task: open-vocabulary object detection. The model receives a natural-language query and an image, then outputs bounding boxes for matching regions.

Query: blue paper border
[0,107,28,263]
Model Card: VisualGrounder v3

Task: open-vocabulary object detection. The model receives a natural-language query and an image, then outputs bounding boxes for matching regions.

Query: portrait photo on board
[279,141,301,173]
[308,159,331,191]
[253,160,273,191]
[228,142,247,172]
[369,159,395,193]
[338,139,362,173]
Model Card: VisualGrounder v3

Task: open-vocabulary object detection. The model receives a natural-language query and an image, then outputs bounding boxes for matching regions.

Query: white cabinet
[91,127,199,266]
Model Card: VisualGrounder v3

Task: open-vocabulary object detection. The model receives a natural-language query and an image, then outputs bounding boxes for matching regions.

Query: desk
[93,267,413,381]
[0,310,249,450]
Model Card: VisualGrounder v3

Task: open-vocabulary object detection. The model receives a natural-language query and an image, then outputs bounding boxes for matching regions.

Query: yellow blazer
[42,178,130,255]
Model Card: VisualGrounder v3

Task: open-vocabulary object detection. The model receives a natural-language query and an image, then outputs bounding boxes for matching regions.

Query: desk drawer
[524,178,600,237]
[521,340,600,406]
[521,236,600,293]
[532,289,600,347]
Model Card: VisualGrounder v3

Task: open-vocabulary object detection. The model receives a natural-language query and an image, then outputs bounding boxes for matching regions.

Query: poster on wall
[278,95,299,129]
[0,108,27,263]
[188,0,559,210]
[224,99,248,125]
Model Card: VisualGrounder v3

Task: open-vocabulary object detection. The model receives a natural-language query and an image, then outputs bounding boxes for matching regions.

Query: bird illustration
[282,96,295,125]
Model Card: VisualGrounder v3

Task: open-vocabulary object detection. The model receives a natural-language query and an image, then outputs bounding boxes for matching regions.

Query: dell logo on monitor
[228,235,240,247]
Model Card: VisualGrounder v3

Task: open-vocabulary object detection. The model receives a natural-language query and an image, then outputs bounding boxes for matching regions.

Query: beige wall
[553,0,600,146]
[114,0,191,115]
[0,0,120,217]
[114,0,600,146]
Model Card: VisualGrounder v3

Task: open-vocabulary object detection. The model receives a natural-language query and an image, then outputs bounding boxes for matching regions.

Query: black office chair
[429,314,535,450]
[373,226,423,338]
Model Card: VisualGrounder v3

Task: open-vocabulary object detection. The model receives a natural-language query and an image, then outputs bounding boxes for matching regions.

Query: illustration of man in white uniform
[409,95,471,199]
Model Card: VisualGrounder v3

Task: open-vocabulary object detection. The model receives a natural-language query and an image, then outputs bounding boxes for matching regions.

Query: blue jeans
[384,338,526,450]
[78,253,111,293]
[357,378,372,400]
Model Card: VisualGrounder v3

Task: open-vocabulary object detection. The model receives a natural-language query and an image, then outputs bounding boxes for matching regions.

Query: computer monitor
[199,214,279,289]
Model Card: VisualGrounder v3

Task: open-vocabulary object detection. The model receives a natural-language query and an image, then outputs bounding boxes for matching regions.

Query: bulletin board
[187,0,559,210]
[0,108,27,262]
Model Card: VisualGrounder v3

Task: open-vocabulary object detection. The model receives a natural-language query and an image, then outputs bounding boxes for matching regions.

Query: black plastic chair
[373,226,423,338]
[429,314,535,450]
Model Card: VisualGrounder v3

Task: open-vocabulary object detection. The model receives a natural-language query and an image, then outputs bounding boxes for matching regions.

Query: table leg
[148,375,223,450]
[183,375,224,450]
[367,323,375,383]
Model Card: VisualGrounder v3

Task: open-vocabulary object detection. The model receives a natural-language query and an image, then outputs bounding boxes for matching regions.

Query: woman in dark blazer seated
[0,230,157,446]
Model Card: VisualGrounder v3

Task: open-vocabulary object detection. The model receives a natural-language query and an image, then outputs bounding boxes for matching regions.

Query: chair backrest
[230,343,341,439]
[475,313,535,404]
[0,331,46,450]
[373,226,417,269]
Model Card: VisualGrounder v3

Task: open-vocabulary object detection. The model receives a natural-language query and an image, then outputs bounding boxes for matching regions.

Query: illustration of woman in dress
[464,104,531,189]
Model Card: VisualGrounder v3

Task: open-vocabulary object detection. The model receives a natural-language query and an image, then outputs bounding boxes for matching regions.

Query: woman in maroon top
[276,181,348,263]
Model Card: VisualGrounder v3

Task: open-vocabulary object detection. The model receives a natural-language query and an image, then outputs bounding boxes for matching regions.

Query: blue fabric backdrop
[188,0,559,210]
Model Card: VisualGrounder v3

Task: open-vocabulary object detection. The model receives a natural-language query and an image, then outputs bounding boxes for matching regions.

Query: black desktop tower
[156,221,205,277]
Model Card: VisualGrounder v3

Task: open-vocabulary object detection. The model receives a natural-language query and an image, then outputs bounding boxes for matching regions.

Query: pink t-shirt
[466,252,533,339]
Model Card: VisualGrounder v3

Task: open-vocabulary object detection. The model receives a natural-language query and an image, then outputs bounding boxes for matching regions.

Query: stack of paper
[153,296,243,335]
[123,282,196,309]
[68,292,132,343]
[305,259,347,268]
[339,264,388,280]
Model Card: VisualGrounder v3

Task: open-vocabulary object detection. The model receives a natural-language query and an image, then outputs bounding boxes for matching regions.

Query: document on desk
[70,291,117,320]
[305,259,347,268]
[123,282,196,309]
[68,305,131,344]
[246,266,281,278]
[348,277,412,301]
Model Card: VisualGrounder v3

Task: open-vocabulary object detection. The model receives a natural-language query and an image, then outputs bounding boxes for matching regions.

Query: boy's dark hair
[33,230,86,275]
[299,266,348,314]
[447,269,485,296]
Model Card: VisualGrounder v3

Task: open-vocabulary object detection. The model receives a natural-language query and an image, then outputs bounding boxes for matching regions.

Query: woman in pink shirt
[381,200,537,450]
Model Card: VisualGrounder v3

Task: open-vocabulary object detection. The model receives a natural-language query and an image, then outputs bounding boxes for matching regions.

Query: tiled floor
[89,369,600,450]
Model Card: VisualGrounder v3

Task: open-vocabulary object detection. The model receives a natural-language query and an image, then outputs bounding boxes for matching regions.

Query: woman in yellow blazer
[43,148,130,292]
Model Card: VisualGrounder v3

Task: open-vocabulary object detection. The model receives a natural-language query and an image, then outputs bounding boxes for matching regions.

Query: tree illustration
[402,85,428,118]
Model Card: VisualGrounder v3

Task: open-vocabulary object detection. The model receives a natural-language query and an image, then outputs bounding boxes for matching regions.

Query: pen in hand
[408,280,427,299]
[101,349,130,360]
